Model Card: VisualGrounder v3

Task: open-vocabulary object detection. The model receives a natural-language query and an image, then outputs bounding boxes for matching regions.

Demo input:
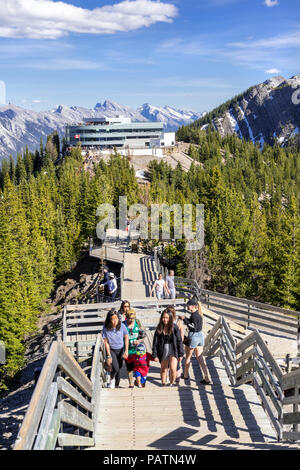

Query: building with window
[65,116,175,151]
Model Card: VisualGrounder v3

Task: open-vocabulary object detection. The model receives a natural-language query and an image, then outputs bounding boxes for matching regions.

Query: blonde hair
[126,308,136,319]
[198,301,203,317]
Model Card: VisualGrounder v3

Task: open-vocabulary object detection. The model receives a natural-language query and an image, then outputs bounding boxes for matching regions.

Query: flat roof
[83,116,132,124]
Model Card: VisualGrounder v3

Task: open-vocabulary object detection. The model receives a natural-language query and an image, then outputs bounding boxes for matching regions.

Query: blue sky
[0,0,299,113]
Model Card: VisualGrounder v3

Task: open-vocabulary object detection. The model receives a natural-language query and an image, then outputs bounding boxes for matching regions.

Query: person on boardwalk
[152,309,184,386]
[102,309,129,388]
[118,300,131,322]
[118,301,143,329]
[107,272,118,302]
[125,343,154,388]
[179,298,211,385]
[123,308,146,388]
[98,265,110,301]
[151,273,167,301]
[165,270,176,300]
[166,305,184,384]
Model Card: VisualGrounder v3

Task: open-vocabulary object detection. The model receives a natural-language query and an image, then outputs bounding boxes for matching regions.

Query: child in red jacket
[126,343,154,388]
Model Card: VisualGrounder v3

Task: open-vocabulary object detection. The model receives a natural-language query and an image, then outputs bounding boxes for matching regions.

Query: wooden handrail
[175,277,300,317]
[203,314,300,442]
[281,368,300,441]
[14,338,96,450]
[174,277,300,338]
[14,341,59,450]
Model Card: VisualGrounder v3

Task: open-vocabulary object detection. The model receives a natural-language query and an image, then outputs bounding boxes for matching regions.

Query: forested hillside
[0,126,299,389]
[153,128,299,309]
[182,76,300,148]
[0,136,139,388]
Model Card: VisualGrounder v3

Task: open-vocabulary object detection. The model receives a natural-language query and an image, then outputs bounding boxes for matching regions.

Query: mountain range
[1,74,299,160]
[192,75,300,148]
[0,100,204,160]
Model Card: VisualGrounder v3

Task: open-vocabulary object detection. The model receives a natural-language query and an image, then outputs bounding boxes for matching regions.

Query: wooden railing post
[247,303,250,328]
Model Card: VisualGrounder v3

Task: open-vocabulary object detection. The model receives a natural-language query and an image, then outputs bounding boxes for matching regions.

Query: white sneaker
[108,378,115,389]
[105,372,111,387]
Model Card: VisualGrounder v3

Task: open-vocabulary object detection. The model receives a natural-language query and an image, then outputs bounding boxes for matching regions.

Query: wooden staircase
[93,353,299,450]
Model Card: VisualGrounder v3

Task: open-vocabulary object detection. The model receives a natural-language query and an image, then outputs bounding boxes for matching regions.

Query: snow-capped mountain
[193,75,300,148]
[0,100,202,160]
[138,103,204,131]
[94,100,147,122]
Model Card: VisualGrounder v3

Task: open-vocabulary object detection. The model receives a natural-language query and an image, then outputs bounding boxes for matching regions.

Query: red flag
[74,134,80,139]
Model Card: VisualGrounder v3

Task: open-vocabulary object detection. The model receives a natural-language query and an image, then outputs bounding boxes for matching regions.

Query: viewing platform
[13,235,300,451]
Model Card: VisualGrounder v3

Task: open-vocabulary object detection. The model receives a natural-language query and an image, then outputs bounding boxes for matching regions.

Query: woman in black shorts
[152,309,184,386]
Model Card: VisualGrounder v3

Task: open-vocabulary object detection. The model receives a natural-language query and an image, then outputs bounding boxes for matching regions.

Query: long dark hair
[166,305,176,321]
[120,300,130,314]
[104,309,121,330]
[156,309,174,335]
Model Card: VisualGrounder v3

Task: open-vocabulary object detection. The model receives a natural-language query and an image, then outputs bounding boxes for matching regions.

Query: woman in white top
[151,273,167,300]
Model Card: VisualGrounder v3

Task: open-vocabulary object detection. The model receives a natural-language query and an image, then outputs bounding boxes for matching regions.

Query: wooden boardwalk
[122,252,158,301]
[93,355,299,450]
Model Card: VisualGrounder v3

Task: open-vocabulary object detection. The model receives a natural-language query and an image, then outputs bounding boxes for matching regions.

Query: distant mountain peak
[193,75,300,148]
[0,99,203,159]
[55,104,68,113]
[263,75,285,87]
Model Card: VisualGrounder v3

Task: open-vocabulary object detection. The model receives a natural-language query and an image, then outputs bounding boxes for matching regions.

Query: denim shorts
[188,331,204,348]
[168,288,176,299]
[156,291,164,300]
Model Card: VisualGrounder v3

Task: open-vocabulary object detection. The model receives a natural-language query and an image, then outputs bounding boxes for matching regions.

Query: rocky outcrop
[194,75,300,147]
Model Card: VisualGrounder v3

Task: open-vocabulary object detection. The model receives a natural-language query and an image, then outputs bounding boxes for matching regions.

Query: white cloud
[265,68,281,74]
[229,31,300,49]
[264,0,279,6]
[25,59,109,70]
[0,0,178,39]
[158,29,300,72]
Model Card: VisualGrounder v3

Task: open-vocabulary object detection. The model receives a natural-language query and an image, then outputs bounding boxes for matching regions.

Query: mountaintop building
[65,116,175,153]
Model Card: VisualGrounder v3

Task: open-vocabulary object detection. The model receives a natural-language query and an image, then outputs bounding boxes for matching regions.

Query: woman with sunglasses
[123,308,145,388]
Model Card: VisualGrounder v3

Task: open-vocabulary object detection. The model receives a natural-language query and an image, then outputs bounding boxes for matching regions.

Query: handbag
[183,334,191,347]
[138,329,146,339]
[104,357,112,372]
